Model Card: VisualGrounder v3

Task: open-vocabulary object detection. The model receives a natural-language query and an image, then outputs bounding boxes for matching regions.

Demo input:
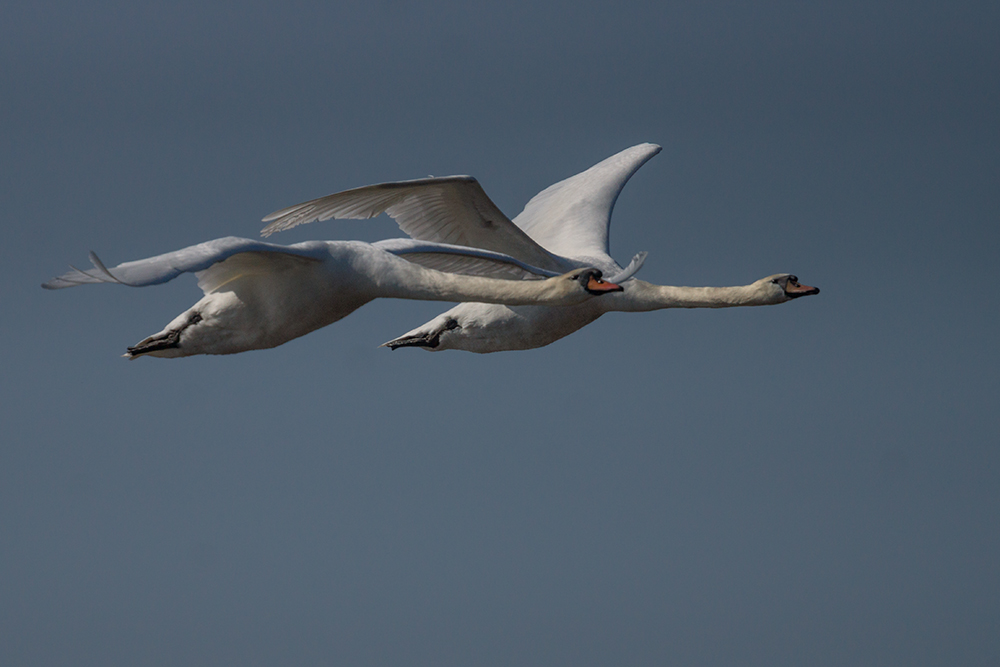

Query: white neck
[611,279,779,312]
[372,258,580,307]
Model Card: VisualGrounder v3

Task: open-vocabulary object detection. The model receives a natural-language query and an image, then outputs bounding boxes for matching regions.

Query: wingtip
[606,250,649,283]
[260,218,293,237]
[625,142,662,156]
[42,264,99,289]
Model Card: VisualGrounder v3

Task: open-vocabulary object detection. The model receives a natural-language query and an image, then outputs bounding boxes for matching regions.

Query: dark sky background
[2,1,998,665]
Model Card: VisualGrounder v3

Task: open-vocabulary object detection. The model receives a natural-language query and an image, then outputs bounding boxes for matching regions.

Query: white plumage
[43,236,621,358]
[259,144,819,353]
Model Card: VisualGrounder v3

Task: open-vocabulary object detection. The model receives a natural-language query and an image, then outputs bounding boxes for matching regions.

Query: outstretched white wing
[373,238,559,281]
[43,237,563,292]
[41,237,330,290]
[261,176,569,273]
[512,143,661,259]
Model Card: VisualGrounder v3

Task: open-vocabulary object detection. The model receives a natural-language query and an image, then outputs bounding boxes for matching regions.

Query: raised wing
[41,237,327,290]
[261,176,569,273]
[374,238,560,281]
[512,143,661,259]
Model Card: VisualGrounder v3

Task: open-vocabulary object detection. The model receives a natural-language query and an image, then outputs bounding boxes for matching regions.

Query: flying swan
[258,144,819,353]
[42,237,621,358]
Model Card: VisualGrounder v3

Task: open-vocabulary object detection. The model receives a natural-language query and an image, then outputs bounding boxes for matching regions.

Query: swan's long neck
[614,279,771,312]
[399,273,563,306]
[372,257,575,307]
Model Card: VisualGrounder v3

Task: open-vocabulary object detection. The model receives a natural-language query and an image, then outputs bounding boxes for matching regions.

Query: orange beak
[586,275,624,294]
[785,282,820,297]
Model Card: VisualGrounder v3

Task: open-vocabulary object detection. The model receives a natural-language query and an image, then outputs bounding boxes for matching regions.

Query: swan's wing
[42,237,325,291]
[512,143,661,258]
[373,238,558,281]
[605,251,648,284]
[261,176,569,273]
[194,252,323,294]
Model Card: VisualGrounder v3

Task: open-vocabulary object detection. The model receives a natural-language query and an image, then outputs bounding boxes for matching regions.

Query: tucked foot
[125,312,202,359]
[381,317,459,350]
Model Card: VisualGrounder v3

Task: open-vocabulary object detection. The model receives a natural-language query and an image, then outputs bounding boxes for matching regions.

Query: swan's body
[43,236,620,358]
[260,144,819,354]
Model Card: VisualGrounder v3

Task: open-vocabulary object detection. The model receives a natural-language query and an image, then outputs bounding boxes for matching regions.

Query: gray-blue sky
[2,1,998,665]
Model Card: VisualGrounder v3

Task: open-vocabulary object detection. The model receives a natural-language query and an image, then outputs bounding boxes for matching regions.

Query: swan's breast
[189,247,375,352]
[432,302,606,353]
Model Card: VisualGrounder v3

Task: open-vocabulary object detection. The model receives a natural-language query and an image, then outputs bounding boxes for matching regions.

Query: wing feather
[373,238,558,281]
[512,143,661,258]
[605,251,648,284]
[42,237,326,291]
[262,176,569,272]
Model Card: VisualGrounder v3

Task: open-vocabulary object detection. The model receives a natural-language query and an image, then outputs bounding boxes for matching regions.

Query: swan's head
[759,273,820,303]
[567,268,624,296]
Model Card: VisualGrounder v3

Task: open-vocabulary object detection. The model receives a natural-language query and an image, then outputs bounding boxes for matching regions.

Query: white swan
[259,144,819,353]
[42,236,622,358]
[384,273,819,352]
